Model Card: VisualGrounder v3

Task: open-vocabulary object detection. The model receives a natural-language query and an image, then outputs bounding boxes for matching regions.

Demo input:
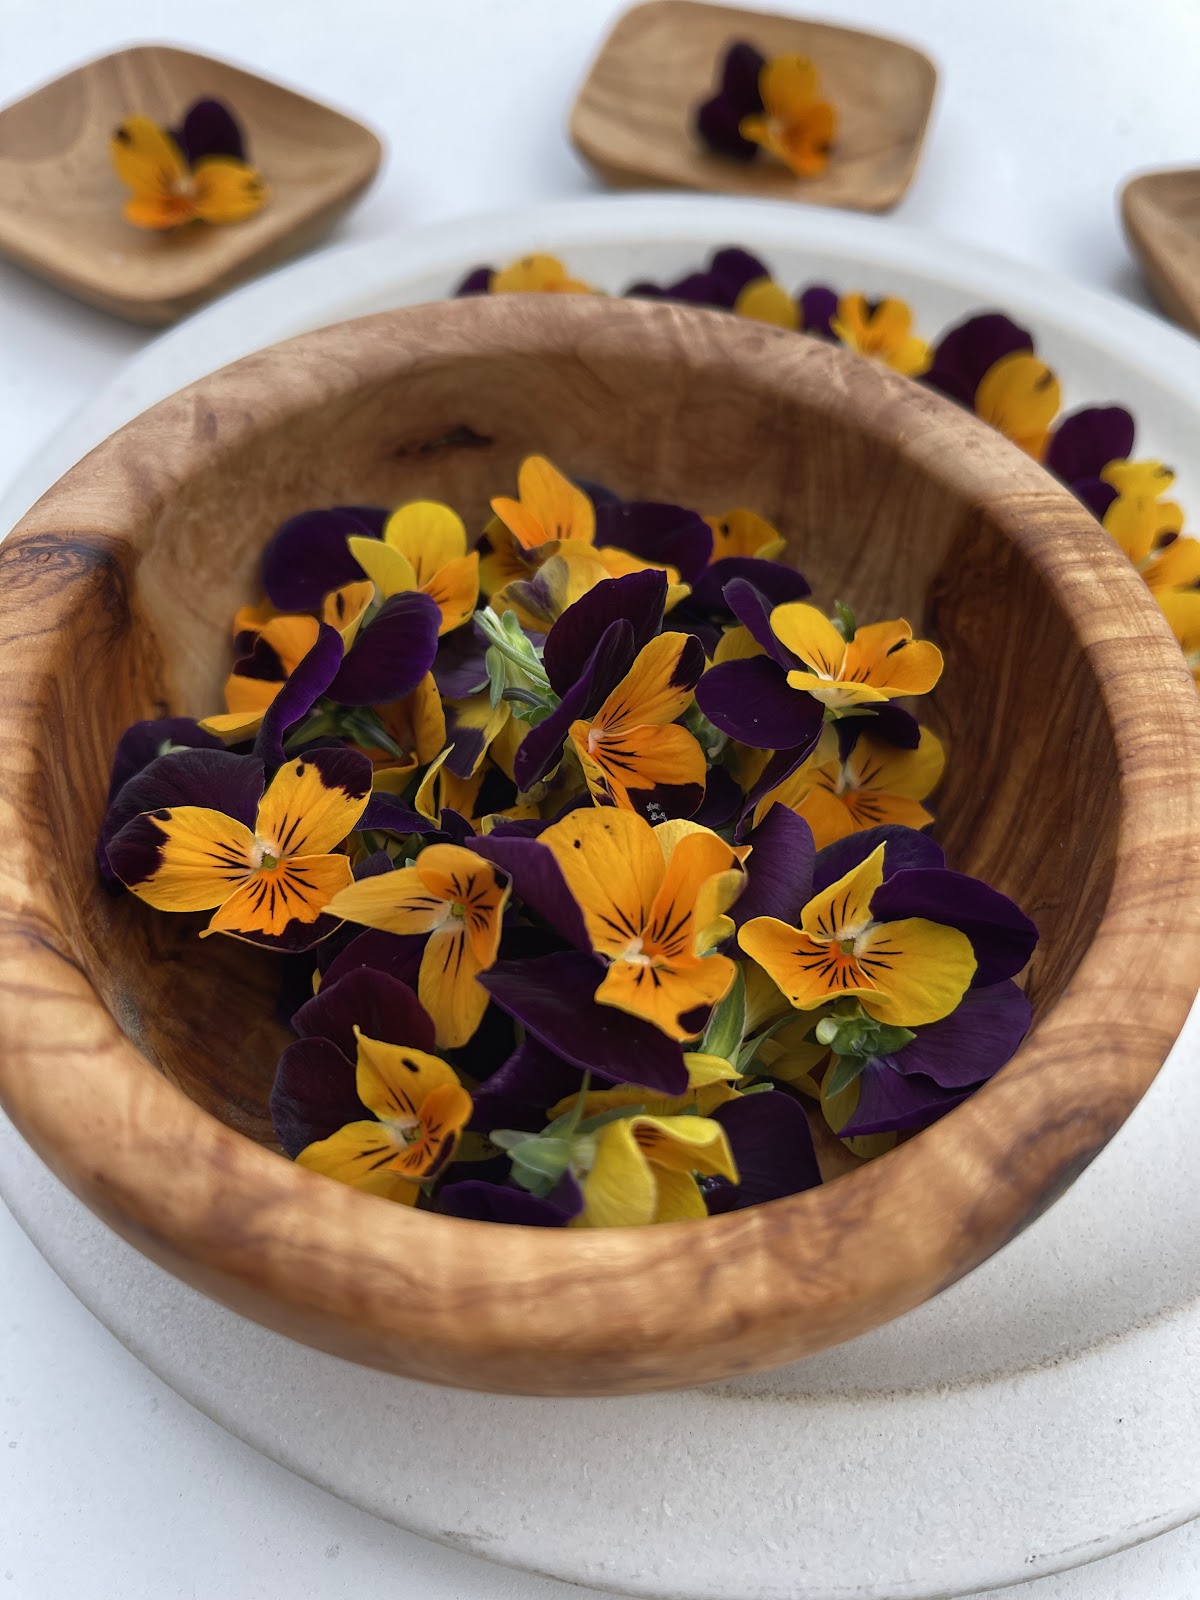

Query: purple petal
[359,791,435,835]
[455,265,494,295]
[923,313,1035,407]
[327,591,441,707]
[869,869,1038,986]
[468,835,590,950]
[742,735,825,816]
[1045,406,1135,486]
[836,1068,972,1138]
[438,1174,582,1226]
[319,927,426,991]
[542,569,666,698]
[718,44,766,108]
[293,967,436,1058]
[689,766,743,829]
[834,702,923,760]
[634,271,726,307]
[626,779,706,824]
[433,621,490,698]
[722,576,796,667]
[102,749,264,884]
[592,501,715,585]
[254,622,345,768]
[705,1091,821,1213]
[271,1037,365,1156]
[473,1036,589,1115]
[512,618,635,791]
[689,557,811,615]
[696,94,759,161]
[261,506,387,612]
[696,656,820,750]
[813,824,946,894]
[105,717,223,806]
[886,980,1032,1090]
[480,950,688,1093]
[733,803,815,928]
[1074,476,1119,522]
[709,246,771,300]
[176,98,245,164]
[799,285,839,340]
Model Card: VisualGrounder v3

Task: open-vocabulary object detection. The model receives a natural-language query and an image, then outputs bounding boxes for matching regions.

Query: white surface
[1,1,1199,1597]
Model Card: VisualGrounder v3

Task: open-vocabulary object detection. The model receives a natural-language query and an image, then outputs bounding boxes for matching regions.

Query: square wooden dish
[0,44,382,326]
[570,0,937,213]
[1122,168,1200,337]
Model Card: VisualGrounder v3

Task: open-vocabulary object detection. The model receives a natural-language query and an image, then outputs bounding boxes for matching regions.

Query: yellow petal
[326,863,449,935]
[347,535,418,600]
[853,917,977,1026]
[760,54,822,116]
[792,782,857,850]
[255,754,370,859]
[118,807,254,911]
[354,1029,462,1121]
[1143,534,1200,593]
[801,843,885,941]
[491,254,593,294]
[382,501,468,581]
[974,352,1061,458]
[769,601,846,678]
[733,278,800,330]
[653,1166,709,1222]
[204,852,353,939]
[191,158,268,224]
[577,1118,658,1227]
[110,116,187,197]
[846,726,946,801]
[414,844,509,969]
[419,923,490,1048]
[629,1113,738,1179]
[705,508,787,562]
[296,1122,422,1203]
[490,456,595,550]
[540,808,665,960]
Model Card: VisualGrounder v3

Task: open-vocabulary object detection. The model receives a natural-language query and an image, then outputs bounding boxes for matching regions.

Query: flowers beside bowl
[457,248,1200,685]
[99,454,1037,1227]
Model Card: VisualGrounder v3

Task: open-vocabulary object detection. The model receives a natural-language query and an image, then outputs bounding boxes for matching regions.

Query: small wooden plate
[570,0,937,214]
[0,44,383,326]
[1122,168,1200,337]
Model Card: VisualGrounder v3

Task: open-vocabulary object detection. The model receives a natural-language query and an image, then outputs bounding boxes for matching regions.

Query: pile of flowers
[99,455,1038,1227]
[458,248,1200,685]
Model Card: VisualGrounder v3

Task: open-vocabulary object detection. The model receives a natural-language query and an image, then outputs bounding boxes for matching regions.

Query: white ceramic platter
[2,194,1199,1600]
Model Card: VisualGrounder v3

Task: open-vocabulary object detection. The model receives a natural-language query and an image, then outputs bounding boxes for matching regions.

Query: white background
[1,0,1199,1595]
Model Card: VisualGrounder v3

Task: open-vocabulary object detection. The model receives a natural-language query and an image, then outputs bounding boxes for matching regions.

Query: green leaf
[508,1136,573,1196]
[486,645,507,709]
[832,599,857,641]
[701,967,746,1064]
[823,1054,866,1100]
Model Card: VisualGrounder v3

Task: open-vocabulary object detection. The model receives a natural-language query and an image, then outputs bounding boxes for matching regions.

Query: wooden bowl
[570,0,937,213]
[1122,167,1200,337]
[1,295,1197,1397]
[0,44,382,326]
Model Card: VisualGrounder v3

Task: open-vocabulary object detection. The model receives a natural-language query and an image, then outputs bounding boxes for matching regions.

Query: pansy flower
[1043,406,1136,520]
[108,745,372,950]
[626,247,770,311]
[296,1029,472,1204]
[739,841,977,1026]
[200,613,333,743]
[570,632,708,811]
[540,809,745,1039]
[345,500,480,636]
[573,1110,738,1226]
[829,295,930,377]
[753,724,945,847]
[326,844,511,1048]
[733,276,800,328]
[493,254,596,294]
[110,99,266,230]
[705,508,786,564]
[695,41,766,161]
[1098,460,1185,566]
[922,312,1060,458]
[738,56,836,178]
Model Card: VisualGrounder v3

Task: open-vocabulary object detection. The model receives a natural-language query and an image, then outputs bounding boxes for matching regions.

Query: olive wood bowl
[0,294,1198,1396]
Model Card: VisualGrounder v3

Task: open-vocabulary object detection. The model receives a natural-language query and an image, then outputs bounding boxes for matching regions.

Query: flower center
[449,901,467,920]
[385,1115,422,1146]
[250,836,285,871]
[619,935,652,967]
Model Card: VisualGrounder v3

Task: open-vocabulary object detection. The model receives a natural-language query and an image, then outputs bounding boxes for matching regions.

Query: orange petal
[490,456,595,550]
[255,754,370,859]
[117,806,254,911]
[110,116,187,198]
[593,632,701,732]
[738,919,881,1010]
[596,946,737,1040]
[540,807,665,960]
[204,852,353,939]
[414,844,510,968]
[419,922,489,1048]
[423,551,480,634]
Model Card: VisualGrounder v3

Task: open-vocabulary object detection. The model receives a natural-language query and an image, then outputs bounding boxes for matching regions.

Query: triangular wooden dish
[570,0,937,214]
[1122,167,1200,337]
[0,44,383,326]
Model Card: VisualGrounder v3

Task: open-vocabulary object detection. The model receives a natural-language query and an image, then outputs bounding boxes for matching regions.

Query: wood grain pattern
[1122,168,1200,337]
[570,0,937,213]
[0,294,1197,1397]
[0,45,382,325]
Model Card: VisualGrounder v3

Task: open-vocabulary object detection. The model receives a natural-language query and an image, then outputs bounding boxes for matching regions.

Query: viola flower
[491,254,596,294]
[922,312,1034,408]
[829,295,930,377]
[110,99,266,230]
[296,1029,472,1204]
[570,632,708,811]
[1044,406,1136,520]
[771,603,943,710]
[326,844,511,1048]
[738,56,836,179]
[705,508,786,564]
[200,613,332,743]
[733,276,800,329]
[625,247,771,311]
[540,809,745,1040]
[974,351,1062,459]
[1143,535,1200,601]
[1099,459,1185,566]
[107,745,372,950]
[739,842,977,1027]
[753,725,946,848]
[695,41,766,162]
[573,1111,738,1226]
[346,500,480,635]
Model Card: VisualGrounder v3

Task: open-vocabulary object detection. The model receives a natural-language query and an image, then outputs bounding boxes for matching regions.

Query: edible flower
[540,809,744,1039]
[326,844,511,1048]
[738,841,976,1026]
[973,351,1062,459]
[200,613,326,743]
[346,500,480,635]
[110,98,266,230]
[830,295,930,377]
[706,508,786,563]
[695,41,767,161]
[1099,460,1185,566]
[491,255,596,294]
[739,56,836,178]
[107,746,372,949]
[754,725,945,847]
[296,1029,472,1203]
[573,1111,738,1226]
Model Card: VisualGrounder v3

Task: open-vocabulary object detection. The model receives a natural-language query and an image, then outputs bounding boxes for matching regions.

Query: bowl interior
[37,303,1120,1151]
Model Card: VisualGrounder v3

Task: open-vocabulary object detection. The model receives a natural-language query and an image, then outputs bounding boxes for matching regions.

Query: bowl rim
[1,293,1198,1396]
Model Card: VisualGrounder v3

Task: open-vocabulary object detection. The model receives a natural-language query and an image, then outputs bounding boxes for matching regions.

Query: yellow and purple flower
[110,98,266,230]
